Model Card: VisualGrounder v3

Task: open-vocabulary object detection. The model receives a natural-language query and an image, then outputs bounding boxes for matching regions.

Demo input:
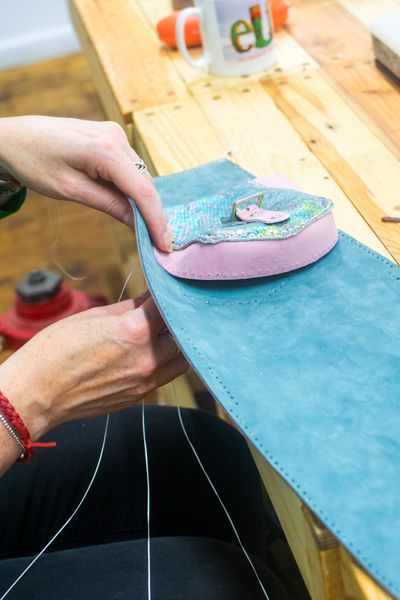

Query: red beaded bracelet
[0,391,56,463]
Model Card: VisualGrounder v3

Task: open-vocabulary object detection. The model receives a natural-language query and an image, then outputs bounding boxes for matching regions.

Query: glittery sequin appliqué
[167,180,333,250]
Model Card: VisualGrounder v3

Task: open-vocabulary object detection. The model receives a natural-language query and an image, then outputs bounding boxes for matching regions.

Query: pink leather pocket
[155,175,338,280]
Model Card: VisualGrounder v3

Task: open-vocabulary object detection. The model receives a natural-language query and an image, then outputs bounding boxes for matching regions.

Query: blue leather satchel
[133,159,400,597]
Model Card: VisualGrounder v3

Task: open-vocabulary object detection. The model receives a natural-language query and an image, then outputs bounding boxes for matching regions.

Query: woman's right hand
[0,296,188,442]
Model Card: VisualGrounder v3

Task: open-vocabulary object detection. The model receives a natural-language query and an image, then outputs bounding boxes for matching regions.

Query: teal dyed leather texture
[133,160,400,597]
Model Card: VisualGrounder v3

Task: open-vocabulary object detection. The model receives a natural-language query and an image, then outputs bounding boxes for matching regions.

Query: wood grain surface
[70,0,186,129]
[288,0,400,152]
[263,71,400,262]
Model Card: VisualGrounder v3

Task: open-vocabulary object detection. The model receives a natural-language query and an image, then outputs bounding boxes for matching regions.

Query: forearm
[0,117,18,173]
[0,120,26,214]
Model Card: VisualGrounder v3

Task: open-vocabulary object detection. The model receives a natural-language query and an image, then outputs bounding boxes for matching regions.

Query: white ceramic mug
[176,0,277,77]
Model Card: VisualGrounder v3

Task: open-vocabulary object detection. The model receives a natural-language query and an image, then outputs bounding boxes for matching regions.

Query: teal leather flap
[133,159,400,597]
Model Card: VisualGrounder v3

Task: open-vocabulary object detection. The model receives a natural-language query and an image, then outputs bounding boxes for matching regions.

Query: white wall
[0,0,80,70]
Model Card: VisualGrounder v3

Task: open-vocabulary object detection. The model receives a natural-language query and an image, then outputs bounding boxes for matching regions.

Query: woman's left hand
[0,116,172,252]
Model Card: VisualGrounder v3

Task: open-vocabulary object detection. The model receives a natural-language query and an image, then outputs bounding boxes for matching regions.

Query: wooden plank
[69,0,185,127]
[340,547,395,600]
[263,71,400,263]
[288,0,400,153]
[266,29,318,77]
[134,100,227,175]
[139,85,390,257]
[70,1,127,129]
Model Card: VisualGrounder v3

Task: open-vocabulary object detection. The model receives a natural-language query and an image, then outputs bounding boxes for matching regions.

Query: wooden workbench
[70,0,400,598]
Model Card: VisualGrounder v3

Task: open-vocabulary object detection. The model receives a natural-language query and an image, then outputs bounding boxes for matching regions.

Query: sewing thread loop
[142,401,152,600]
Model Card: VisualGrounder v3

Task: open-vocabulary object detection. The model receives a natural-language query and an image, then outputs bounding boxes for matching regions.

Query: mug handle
[176,7,211,69]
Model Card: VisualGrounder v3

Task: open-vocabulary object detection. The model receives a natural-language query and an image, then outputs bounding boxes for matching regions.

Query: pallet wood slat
[263,71,400,263]
[288,0,400,152]
[134,100,227,175]
[70,1,127,129]
[69,0,185,127]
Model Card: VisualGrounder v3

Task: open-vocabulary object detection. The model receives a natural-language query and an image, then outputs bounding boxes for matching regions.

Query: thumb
[98,153,173,253]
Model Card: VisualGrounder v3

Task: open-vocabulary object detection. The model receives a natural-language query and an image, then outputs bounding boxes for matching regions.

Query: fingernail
[163,230,173,253]
[123,212,135,228]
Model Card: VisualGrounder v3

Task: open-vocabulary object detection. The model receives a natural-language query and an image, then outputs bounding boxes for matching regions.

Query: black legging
[0,406,289,599]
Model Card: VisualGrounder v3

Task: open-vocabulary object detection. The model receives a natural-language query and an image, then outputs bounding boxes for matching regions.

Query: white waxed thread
[46,199,87,281]
[0,414,110,600]
[0,267,136,599]
[142,401,152,600]
[176,402,271,600]
[117,268,134,303]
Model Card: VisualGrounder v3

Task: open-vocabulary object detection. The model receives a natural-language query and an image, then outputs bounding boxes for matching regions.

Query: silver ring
[134,159,148,175]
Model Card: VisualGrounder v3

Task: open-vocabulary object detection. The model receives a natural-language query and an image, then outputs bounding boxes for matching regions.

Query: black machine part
[16,270,63,304]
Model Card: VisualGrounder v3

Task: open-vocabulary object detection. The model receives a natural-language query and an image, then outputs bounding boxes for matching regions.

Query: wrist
[0,119,26,208]
[0,422,21,474]
[0,118,16,171]
[0,171,24,210]
[0,390,56,462]
[0,117,28,182]
[0,357,54,442]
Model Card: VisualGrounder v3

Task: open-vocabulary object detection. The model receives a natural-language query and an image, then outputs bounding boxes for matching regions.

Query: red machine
[0,270,107,350]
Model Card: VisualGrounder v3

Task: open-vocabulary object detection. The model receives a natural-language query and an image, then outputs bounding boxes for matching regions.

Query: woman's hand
[0,296,188,441]
[0,116,172,252]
